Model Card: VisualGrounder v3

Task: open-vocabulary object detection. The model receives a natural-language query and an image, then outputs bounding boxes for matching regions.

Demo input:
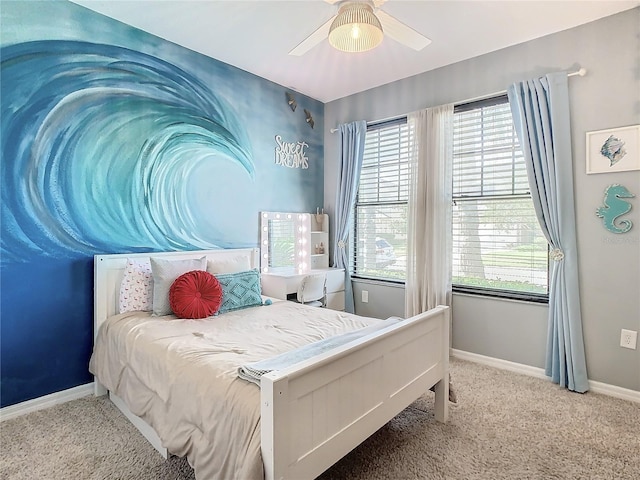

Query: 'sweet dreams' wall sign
[275,135,309,169]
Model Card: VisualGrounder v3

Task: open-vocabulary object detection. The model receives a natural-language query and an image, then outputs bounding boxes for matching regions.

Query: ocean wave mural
[1,40,254,262]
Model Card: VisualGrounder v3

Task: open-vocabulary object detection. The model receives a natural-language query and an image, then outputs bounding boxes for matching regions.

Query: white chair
[296,273,327,307]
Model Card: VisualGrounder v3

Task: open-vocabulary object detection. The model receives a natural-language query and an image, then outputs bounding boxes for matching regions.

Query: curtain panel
[405,105,454,317]
[333,120,367,313]
[508,73,589,393]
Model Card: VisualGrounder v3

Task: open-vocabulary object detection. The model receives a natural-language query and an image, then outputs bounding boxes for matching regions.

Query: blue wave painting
[1,40,254,262]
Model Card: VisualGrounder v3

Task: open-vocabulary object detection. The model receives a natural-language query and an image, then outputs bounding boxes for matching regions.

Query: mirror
[260,212,309,274]
[267,217,295,270]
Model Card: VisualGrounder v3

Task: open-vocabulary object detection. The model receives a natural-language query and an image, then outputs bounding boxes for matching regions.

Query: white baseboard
[451,349,548,379]
[451,349,640,404]
[0,383,94,422]
[588,379,640,404]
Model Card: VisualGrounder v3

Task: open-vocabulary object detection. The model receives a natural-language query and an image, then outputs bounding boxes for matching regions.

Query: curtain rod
[329,68,587,133]
[568,67,587,77]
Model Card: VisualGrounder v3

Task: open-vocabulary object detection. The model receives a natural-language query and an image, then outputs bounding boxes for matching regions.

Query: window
[452,96,548,300]
[351,119,411,281]
[351,97,548,301]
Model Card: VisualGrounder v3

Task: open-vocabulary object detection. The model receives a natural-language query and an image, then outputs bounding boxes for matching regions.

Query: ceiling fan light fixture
[328,2,383,53]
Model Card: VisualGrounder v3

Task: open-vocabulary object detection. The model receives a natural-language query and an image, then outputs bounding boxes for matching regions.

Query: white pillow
[119,259,153,313]
[150,256,207,316]
[207,255,252,274]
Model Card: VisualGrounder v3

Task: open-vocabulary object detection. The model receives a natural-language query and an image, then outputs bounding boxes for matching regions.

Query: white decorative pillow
[150,256,207,316]
[207,255,252,274]
[119,259,154,313]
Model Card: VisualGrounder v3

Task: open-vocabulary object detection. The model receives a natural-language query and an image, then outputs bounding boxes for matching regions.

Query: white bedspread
[89,301,381,480]
[238,317,401,386]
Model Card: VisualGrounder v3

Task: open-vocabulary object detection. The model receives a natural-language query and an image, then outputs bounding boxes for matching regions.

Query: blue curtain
[508,73,588,393]
[333,121,366,313]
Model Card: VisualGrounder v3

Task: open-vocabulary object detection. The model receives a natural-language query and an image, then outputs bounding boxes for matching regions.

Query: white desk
[261,268,345,311]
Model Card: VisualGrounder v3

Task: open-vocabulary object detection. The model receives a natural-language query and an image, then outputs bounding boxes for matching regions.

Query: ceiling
[71,0,639,103]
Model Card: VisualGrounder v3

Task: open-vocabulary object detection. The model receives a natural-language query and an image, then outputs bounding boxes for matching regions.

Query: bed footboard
[261,305,449,480]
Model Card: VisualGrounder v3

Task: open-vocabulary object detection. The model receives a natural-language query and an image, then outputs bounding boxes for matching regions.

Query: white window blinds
[352,119,411,281]
[452,97,548,297]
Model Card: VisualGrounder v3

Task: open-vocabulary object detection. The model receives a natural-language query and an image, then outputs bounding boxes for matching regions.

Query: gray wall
[324,8,640,392]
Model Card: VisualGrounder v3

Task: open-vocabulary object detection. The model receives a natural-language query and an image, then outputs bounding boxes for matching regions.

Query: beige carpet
[2,358,638,479]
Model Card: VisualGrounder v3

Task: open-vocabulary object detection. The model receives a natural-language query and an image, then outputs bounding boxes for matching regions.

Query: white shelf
[310,214,329,269]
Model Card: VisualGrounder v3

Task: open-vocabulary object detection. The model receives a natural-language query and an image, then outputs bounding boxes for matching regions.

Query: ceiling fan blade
[289,15,336,56]
[376,10,431,51]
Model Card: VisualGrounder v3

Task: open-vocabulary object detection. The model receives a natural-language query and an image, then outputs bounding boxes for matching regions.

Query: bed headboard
[94,248,260,340]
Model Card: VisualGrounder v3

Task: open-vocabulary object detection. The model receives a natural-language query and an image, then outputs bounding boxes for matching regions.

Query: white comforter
[89,301,381,480]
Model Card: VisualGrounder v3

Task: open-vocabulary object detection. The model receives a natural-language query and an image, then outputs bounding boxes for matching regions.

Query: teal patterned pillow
[216,269,262,314]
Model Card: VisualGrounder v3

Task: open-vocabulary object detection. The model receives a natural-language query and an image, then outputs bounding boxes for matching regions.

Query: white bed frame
[93,248,449,480]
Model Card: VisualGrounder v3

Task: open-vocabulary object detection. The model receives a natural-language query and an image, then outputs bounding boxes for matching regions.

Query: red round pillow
[169,270,222,319]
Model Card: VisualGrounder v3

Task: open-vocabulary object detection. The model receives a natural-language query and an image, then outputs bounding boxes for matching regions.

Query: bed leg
[434,305,449,423]
[94,378,107,397]
[433,374,449,423]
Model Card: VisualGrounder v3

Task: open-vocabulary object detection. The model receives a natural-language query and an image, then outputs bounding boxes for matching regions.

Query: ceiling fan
[289,0,431,56]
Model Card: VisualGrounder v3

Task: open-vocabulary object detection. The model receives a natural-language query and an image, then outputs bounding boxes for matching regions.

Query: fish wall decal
[286,92,297,112]
[600,135,627,167]
[304,109,314,129]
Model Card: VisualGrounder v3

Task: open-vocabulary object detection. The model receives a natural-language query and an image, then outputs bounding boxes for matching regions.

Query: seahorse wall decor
[596,184,635,234]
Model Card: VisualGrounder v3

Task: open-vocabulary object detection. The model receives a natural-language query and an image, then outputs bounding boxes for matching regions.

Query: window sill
[350,276,405,288]
[452,286,548,304]
[348,279,549,304]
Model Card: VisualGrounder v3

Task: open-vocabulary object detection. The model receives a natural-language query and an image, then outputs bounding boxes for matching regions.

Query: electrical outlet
[620,329,637,350]
[361,290,369,303]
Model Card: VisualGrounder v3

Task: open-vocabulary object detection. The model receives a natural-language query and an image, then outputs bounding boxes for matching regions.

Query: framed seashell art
[586,125,640,174]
